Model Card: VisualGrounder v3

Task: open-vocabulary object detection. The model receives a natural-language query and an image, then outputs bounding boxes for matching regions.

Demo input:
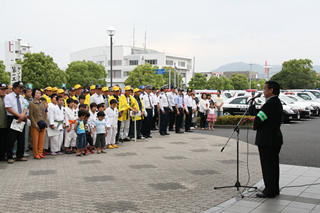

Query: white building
[4,39,32,71]
[70,46,194,89]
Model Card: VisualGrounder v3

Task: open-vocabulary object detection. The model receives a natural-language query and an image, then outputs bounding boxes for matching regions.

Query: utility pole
[249,61,255,89]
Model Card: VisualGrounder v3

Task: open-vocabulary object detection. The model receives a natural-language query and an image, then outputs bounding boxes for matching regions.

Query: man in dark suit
[253,81,283,198]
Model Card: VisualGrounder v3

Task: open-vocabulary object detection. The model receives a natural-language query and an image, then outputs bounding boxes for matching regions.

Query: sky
[1,0,320,71]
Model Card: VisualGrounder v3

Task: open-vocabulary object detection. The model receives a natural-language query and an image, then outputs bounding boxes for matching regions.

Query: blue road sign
[155,69,165,74]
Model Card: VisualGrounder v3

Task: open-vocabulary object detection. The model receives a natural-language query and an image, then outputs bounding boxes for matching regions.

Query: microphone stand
[214,98,258,197]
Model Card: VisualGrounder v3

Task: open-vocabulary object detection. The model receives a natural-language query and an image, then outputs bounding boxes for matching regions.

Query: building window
[178,61,185,67]
[108,70,121,78]
[166,60,173,66]
[129,60,138,65]
[97,61,104,66]
[15,50,19,53]
[145,59,157,65]
[108,60,122,66]
[123,71,130,77]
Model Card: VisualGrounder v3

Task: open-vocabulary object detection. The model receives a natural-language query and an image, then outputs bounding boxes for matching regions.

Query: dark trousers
[185,107,192,131]
[7,116,25,159]
[199,112,207,128]
[169,108,176,130]
[159,107,169,134]
[116,120,121,142]
[152,105,158,129]
[175,108,183,132]
[129,120,142,138]
[86,132,93,146]
[0,128,7,159]
[249,105,256,116]
[142,109,153,137]
[258,145,282,197]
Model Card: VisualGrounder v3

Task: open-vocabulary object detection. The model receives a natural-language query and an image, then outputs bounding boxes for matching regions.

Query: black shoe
[123,138,131,142]
[169,129,174,131]
[176,131,184,134]
[65,151,72,154]
[160,133,166,136]
[119,139,123,142]
[146,136,152,138]
[256,193,274,198]
[165,133,170,135]
[186,130,193,132]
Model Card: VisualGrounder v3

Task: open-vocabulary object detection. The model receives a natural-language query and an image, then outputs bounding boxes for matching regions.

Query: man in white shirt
[151,87,159,131]
[90,84,104,105]
[184,88,193,132]
[4,81,28,163]
[167,86,177,131]
[158,85,171,136]
[141,85,154,138]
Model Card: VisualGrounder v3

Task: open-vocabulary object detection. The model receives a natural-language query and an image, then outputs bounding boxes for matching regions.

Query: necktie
[148,95,152,108]
[16,95,22,114]
[165,94,170,106]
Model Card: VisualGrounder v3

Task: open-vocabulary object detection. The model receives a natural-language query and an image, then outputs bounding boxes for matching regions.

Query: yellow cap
[46,86,52,91]
[90,85,95,90]
[133,88,141,93]
[74,84,82,89]
[41,89,44,92]
[124,86,133,91]
[102,87,109,92]
[57,89,64,94]
[112,86,120,91]
[52,87,58,91]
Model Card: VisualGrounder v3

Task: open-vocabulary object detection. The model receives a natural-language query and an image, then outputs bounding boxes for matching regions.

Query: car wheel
[223,111,232,116]
[283,113,290,123]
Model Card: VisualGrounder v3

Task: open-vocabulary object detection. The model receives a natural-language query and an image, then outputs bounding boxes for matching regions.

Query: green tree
[221,76,234,90]
[187,73,207,90]
[162,66,183,87]
[315,75,320,89]
[17,52,68,88]
[0,61,10,85]
[250,80,258,89]
[257,79,266,89]
[230,73,249,90]
[205,76,224,90]
[66,60,107,88]
[271,59,317,89]
[124,63,164,89]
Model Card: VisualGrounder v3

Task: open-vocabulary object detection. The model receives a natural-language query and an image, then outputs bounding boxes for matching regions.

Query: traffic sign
[62,83,66,88]
[27,84,33,89]
[155,69,165,74]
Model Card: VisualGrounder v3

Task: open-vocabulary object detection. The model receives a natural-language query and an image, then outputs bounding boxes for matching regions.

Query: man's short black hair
[85,111,90,118]
[79,94,85,100]
[90,102,97,109]
[110,99,117,105]
[97,111,105,117]
[78,109,87,117]
[74,100,79,104]
[79,103,87,109]
[51,94,58,99]
[265,81,280,96]
[67,98,74,104]
[56,96,63,102]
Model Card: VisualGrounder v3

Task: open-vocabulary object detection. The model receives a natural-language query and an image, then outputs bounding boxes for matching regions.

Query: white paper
[47,127,61,137]
[10,119,25,132]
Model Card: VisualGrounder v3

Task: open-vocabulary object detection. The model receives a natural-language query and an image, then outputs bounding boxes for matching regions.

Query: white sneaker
[23,153,29,157]
[190,127,195,130]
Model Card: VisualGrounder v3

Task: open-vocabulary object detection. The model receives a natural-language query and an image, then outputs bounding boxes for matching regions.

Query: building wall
[4,40,31,71]
[223,71,258,79]
[70,46,194,90]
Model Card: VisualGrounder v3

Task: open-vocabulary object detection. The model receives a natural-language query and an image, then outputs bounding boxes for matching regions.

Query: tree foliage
[205,76,224,90]
[250,80,258,89]
[188,73,207,90]
[230,73,249,90]
[0,60,10,85]
[271,59,317,89]
[66,60,107,88]
[17,52,68,88]
[221,76,234,90]
[257,79,266,89]
[162,66,183,87]
[124,63,164,89]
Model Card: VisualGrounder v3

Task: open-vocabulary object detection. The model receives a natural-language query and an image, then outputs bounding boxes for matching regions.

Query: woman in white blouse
[199,93,209,130]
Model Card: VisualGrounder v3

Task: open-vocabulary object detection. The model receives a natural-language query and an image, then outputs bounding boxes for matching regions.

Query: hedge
[215,115,255,126]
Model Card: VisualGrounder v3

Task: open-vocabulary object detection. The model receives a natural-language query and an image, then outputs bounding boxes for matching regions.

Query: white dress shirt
[159,92,170,111]
[4,92,27,116]
[90,93,105,105]
[167,91,177,109]
[151,93,159,106]
[141,93,154,117]
[184,95,193,112]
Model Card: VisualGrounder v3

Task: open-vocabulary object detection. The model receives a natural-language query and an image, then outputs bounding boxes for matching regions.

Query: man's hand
[50,125,55,130]
[141,112,144,116]
[67,126,71,132]
[162,110,165,115]
[170,109,173,113]
[186,111,189,115]
[177,111,180,115]
[91,131,94,135]
[18,114,25,121]
[63,125,66,129]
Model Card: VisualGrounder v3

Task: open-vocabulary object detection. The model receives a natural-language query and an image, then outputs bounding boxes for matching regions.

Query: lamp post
[107,27,116,87]
[257,84,260,90]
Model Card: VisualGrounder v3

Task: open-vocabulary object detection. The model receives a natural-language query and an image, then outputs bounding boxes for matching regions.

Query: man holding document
[4,81,28,164]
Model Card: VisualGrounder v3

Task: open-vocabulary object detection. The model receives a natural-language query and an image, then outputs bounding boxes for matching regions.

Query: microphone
[251,93,262,100]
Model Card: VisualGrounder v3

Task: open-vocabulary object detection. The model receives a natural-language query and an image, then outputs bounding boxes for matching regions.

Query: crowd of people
[0,81,224,163]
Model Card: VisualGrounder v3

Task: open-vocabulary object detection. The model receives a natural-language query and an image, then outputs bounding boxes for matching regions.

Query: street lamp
[257,84,260,90]
[107,27,116,87]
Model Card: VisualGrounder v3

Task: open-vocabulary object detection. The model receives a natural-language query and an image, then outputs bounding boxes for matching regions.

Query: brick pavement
[0,131,262,213]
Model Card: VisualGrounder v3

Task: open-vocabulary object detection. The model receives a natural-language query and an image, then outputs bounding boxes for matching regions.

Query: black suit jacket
[253,96,283,147]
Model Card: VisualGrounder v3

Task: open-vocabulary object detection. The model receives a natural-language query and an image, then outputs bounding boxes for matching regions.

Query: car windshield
[309,91,320,98]
[307,92,317,99]
[280,96,296,104]
[223,92,232,99]
[292,95,306,102]
[287,96,298,102]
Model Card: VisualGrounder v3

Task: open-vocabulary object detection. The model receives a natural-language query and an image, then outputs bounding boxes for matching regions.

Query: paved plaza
[0,131,262,213]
